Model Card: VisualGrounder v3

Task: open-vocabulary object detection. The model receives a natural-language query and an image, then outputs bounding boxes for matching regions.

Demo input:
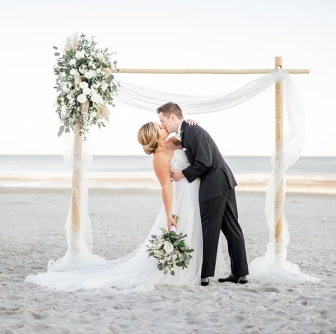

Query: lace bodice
[170,149,190,171]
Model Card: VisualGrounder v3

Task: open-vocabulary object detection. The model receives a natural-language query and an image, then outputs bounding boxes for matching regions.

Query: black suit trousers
[199,188,249,278]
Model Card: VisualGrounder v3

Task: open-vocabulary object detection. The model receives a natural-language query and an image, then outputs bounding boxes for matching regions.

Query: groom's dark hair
[156,102,183,119]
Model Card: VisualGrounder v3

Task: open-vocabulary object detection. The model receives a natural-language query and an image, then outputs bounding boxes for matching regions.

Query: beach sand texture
[1,187,335,333]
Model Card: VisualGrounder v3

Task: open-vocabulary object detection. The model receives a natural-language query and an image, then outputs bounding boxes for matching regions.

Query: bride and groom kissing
[25,101,248,292]
[139,102,249,287]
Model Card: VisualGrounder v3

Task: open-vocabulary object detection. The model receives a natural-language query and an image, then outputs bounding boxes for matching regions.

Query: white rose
[83,87,91,95]
[70,69,78,76]
[96,69,101,74]
[84,71,93,79]
[79,81,89,89]
[89,61,96,68]
[101,83,109,91]
[163,242,174,254]
[91,93,103,104]
[69,59,76,65]
[75,50,85,59]
[77,94,87,103]
[90,88,97,96]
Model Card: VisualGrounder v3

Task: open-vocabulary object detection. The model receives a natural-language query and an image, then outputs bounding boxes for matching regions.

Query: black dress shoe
[218,274,248,284]
[201,277,209,286]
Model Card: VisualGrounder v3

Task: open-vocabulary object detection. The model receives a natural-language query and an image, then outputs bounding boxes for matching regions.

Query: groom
[157,102,249,286]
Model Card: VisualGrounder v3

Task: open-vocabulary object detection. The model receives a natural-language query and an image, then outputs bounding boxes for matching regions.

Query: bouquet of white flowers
[53,32,119,138]
[147,215,194,276]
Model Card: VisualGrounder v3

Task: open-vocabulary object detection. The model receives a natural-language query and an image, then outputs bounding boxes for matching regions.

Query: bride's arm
[153,152,177,231]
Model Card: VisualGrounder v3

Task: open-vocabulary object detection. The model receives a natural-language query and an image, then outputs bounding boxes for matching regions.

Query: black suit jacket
[180,121,237,202]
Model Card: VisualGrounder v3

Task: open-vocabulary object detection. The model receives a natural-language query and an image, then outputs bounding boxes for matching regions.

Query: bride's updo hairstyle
[138,122,159,155]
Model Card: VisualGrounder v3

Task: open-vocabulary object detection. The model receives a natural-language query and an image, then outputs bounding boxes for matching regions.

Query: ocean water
[0,155,335,177]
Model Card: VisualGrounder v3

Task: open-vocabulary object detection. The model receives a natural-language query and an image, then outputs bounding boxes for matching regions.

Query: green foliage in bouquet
[147,217,194,276]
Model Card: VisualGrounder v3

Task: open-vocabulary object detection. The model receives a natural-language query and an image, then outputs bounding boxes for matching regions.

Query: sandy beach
[1,186,335,333]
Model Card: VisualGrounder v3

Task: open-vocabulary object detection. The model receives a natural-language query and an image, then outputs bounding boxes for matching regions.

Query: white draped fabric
[47,128,108,271]
[117,70,284,114]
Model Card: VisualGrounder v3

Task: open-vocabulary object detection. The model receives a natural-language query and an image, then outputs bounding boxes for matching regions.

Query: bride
[25,121,224,293]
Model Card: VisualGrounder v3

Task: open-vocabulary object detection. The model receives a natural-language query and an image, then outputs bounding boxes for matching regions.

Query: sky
[0,0,335,156]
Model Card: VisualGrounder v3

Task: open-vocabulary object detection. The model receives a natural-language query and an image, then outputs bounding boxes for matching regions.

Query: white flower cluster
[53,33,119,138]
[147,226,194,276]
[149,235,179,275]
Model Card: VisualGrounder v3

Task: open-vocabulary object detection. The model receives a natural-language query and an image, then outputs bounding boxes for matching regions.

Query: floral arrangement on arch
[53,33,119,138]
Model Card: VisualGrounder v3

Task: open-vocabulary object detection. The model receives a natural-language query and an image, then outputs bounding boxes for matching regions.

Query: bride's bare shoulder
[152,150,172,182]
[153,149,176,170]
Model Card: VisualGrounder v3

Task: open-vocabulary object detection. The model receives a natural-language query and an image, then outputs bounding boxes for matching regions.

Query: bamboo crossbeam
[111,68,309,74]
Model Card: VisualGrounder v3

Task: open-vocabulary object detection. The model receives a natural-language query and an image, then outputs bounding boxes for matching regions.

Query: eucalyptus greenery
[147,216,194,276]
[53,33,119,138]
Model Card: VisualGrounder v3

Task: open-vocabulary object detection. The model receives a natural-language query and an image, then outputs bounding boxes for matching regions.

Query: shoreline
[0,172,335,194]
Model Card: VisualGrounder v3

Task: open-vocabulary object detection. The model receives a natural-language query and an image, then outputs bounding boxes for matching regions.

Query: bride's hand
[171,170,184,182]
[167,215,178,231]
[186,119,198,125]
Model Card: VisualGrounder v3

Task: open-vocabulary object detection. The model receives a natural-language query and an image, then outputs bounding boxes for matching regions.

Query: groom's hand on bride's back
[171,170,184,182]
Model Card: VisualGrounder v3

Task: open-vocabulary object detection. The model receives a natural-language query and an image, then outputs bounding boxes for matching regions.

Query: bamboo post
[71,122,83,251]
[275,57,284,243]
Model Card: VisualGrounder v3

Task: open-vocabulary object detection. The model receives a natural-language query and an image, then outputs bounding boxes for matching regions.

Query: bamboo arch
[64,57,314,281]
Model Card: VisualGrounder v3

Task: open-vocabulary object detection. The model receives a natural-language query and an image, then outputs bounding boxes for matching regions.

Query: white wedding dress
[25,149,225,293]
